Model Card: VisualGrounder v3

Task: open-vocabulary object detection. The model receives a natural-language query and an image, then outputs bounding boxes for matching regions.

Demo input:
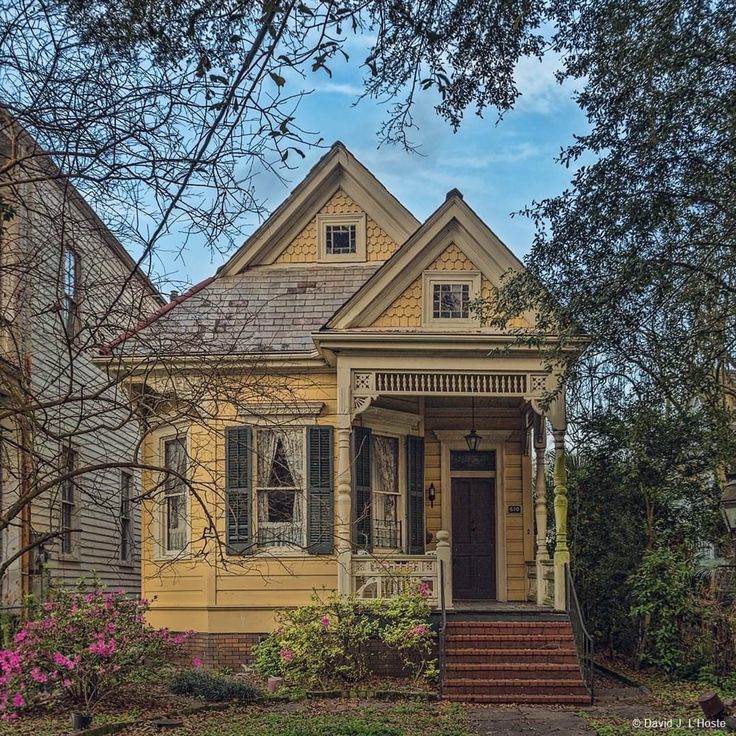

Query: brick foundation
[178,632,438,677]
[179,633,263,670]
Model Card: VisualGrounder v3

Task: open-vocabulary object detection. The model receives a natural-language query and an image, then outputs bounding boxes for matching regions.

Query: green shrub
[629,545,700,675]
[252,590,437,687]
[169,668,261,702]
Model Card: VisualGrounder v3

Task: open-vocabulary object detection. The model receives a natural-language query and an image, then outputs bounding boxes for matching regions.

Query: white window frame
[371,432,405,552]
[61,245,80,334]
[119,470,134,564]
[254,426,308,551]
[422,271,481,327]
[317,213,367,262]
[59,445,80,559]
[159,434,189,557]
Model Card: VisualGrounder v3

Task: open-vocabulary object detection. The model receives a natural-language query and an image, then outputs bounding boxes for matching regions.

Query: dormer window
[422,271,481,326]
[317,213,366,262]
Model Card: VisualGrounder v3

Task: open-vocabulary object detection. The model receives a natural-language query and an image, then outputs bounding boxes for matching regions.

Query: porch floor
[434,600,564,622]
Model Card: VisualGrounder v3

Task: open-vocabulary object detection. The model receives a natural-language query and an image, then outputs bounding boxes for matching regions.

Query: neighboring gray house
[0,118,164,605]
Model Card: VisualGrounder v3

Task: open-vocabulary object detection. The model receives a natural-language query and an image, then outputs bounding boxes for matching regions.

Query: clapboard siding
[4,162,161,602]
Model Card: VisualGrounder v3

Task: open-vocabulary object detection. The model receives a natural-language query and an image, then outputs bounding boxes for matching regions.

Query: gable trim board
[218,143,420,275]
[323,193,527,331]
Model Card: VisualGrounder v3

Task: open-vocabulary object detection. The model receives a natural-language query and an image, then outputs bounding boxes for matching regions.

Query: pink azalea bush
[0,583,191,720]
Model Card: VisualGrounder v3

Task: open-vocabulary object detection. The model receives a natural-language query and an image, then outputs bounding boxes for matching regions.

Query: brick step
[446,662,582,680]
[446,648,579,664]
[446,621,572,633]
[442,678,589,697]
[446,634,575,648]
[442,693,592,705]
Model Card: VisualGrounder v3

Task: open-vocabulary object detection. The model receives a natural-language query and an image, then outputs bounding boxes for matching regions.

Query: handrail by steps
[564,562,594,702]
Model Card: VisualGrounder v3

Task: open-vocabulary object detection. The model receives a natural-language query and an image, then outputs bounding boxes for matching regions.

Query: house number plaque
[507,505,521,514]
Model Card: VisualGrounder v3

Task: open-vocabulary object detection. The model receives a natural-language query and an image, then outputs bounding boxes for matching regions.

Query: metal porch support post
[533,412,550,606]
[336,371,353,596]
[549,390,569,611]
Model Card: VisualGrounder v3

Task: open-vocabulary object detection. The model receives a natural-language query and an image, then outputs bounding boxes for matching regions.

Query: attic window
[326,224,356,254]
[422,271,481,326]
[317,213,366,262]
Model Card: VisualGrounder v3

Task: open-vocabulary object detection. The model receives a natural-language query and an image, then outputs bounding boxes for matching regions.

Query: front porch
[329,365,571,613]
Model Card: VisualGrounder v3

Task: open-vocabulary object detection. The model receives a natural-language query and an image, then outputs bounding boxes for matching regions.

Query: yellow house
[101,143,590,703]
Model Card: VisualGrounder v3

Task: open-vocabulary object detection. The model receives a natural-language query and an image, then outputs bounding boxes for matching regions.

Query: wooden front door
[451,477,496,599]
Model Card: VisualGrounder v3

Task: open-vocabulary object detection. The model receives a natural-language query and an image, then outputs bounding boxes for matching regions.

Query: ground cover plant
[116,701,473,736]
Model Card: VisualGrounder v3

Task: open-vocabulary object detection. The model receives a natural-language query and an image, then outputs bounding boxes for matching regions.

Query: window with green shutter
[352,426,372,550]
[306,426,334,554]
[225,426,252,554]
[406,435,425,555]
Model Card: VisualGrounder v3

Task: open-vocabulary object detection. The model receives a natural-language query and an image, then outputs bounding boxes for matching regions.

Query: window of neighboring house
[120,471,133,562]
[372,434,401,549]
[422,271,480,325]
[317,213,366,262]
[61,245,80,333]
[256,428,305,548]
[163,436,188,553]
[60,446,78,555]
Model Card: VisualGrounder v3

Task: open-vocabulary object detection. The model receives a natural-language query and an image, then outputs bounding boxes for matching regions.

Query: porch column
[549,392,569,611]
[336,425,352,594]
[336,373,353,596]
[435,530,453,609]
[533,412,550,606]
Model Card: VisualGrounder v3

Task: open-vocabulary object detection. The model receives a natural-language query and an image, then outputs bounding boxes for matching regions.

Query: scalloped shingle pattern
[274,189,398,263]
[372,243,494,327]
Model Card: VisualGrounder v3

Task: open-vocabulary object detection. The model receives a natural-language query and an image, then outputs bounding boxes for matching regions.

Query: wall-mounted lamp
[426,483,436,507]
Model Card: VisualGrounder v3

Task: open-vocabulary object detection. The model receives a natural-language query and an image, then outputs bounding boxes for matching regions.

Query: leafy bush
[0,581,190,719]
[169,668,260,702]
[629,545,700,675]
[252,590,437,687]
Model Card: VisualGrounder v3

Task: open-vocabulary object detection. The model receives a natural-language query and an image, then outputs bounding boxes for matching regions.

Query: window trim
[316,213,366,262]
[370,432,405,552]
[158,433,189,558]
[59,445,80,559]
[119,470,134,564]
[422,271,481,327]
[254,426,307,551]
[61,245,81,335]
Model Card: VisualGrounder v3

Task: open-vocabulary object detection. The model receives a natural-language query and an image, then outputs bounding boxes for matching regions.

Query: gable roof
[217,142,420,275]
[323,190,525,330]
[102,263,381,357]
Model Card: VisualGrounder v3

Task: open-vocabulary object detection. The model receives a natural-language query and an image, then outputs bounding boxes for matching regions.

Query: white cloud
[513,53,575,114]
[311,81,364,97]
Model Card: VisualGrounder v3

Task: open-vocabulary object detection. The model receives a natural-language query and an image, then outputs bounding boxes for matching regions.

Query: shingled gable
[321,190,526,331]
[217,141,420,274]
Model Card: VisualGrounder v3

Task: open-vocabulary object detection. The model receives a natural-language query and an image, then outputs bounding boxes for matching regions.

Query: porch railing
[564,563,594,701]
[352,554,438,605]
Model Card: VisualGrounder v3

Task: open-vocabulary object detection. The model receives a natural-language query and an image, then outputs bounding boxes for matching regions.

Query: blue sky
[163,44,586,288]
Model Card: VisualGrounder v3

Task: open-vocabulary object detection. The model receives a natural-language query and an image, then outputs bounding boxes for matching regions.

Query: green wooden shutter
[225,425,252,554]
[352,426,372,550]
[306,426,334,554]
[406,435,425,555]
